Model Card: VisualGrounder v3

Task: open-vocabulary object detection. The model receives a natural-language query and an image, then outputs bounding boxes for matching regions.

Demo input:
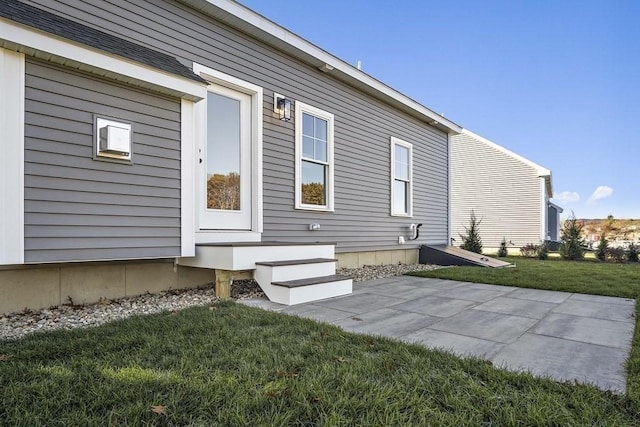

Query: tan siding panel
[450,132,543,248]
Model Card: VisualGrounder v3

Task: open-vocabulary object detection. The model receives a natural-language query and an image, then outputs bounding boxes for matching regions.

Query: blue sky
[239,0,639,219]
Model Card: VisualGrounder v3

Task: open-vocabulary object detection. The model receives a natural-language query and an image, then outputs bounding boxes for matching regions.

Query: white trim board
[0,48,24,265]
[0,17,206,102]
[180,99,196,256]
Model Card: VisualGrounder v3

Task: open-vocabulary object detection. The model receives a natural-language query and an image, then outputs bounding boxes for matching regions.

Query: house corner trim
[0,48,25,264]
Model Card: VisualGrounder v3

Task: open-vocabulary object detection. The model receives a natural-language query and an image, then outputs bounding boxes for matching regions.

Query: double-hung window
[295,101,334,211]
[390,137,413,216]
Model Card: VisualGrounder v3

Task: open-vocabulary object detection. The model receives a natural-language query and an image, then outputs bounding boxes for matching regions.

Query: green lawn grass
[0,298,639,425]
[409,257,640,408]
[2,259,640,425]
[408,257,640,298]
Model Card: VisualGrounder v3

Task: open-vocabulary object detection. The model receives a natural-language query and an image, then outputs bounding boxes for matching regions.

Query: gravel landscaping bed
[337,263,440,282]
[0,263,440,341]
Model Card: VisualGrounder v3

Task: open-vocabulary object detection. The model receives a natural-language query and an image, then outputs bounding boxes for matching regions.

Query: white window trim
[0,48,25,265]
[192,63,263,243]
[390,136,413,217]
[295,101,334,212]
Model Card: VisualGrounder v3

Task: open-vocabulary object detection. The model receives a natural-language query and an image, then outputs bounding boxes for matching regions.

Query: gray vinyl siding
[450,132,543,249]
[24,58,182,262]
[25,0,449,253]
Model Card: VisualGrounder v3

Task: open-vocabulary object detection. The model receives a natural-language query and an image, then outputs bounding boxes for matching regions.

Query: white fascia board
[0,18,207,102]
[548,200,564,213]
[181,0,462,134]
[0,48,24,265]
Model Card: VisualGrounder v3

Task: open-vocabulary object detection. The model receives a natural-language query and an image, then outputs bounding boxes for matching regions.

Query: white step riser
[254,274,352,306]
[235,246,335,270]
[257,262,336,283]
[180,245,335,270]
[289,279,352,305]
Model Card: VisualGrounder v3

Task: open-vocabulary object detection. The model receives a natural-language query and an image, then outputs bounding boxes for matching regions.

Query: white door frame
[193,63,263,243]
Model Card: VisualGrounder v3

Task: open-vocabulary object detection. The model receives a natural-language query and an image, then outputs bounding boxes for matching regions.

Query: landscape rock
[0,263,441,341]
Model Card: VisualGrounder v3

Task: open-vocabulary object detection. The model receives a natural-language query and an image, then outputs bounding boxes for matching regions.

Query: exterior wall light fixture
[274,92,292,121]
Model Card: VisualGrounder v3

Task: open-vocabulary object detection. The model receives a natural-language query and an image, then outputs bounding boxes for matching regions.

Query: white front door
[198,84,252,230]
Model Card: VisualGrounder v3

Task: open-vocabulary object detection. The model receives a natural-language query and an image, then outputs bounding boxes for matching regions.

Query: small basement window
[94,116,132,162]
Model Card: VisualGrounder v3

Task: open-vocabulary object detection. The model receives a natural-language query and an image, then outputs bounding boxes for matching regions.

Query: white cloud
[554,191,580,204]
[588,186,614,203]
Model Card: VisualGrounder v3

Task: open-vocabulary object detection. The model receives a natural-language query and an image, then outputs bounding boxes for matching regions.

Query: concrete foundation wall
[336,249,419,268]
[0,261,214,315]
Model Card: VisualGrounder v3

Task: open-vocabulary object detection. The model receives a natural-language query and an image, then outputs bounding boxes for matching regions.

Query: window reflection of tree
[302,182,325,206]
[207,172,240,210]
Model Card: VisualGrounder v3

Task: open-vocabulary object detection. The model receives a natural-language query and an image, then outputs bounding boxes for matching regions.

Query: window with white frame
[295,101,334,211]
[390,137,413,216]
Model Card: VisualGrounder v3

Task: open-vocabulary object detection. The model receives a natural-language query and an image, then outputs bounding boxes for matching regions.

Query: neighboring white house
[450,129,554,252]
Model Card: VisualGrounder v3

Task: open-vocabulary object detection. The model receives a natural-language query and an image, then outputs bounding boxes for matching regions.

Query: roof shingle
[0,0,206,84]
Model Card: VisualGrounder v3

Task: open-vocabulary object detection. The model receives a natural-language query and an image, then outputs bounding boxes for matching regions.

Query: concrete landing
[239,276,635,393]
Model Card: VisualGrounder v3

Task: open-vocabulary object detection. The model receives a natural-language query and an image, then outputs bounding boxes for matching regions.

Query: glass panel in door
[199,85,252,231]
[207,92,241,211]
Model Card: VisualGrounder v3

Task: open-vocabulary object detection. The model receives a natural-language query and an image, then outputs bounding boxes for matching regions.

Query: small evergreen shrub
[606,247,626,263]
[537,242,549,260]
[459,210,483,254]
[497,238,509,257]
[559,214,586,261]
[596,234,609,262]
[520,243,539,258]
[628,244,639,263]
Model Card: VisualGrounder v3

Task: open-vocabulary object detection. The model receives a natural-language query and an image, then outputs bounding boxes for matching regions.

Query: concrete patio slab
[403,328,505,359]
[508,288,572,304]
[243,277,634,392]
[473,296,558,319]
[282,304,356,323]
[409,278,468,290]
[461,283,519,293]
[532,312,634,349]
[492,333,628,392]
[331,308,438,336]
[553,298,635,323]
[432,285,512,303]
[430,309,539,343]
[311,292,405,314]
[394,295,478,317]
[352,277,407,287]
[238,297,284,311]
[362,283,440,299]
[568,293,636,306]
